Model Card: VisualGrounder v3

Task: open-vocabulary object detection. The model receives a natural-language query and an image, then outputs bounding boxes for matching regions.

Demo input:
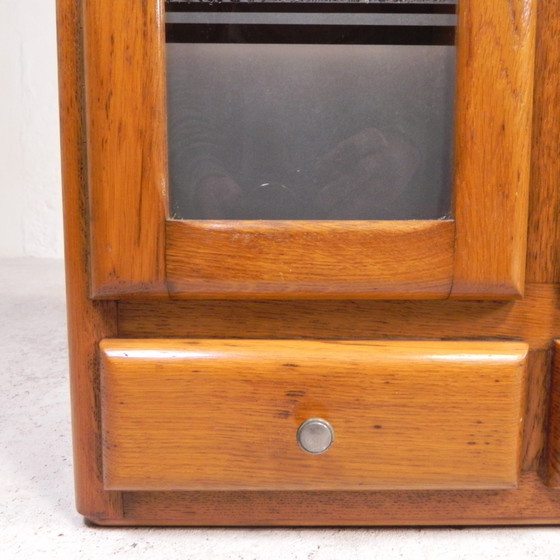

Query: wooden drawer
[100,339,527,491]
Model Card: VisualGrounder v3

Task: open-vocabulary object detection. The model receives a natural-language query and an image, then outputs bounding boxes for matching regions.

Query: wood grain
[526,0,560,282]
[166,220,454,299]
[82,0,168,298]
[100,339,527,491]
[115,473,560,526]
[521,351,552,472]
[80,0,537,301]
[546,341,560,486]
[61,0,560,527]
[451,0,536,298]
[57,0,123,520]
[119,283,560,350]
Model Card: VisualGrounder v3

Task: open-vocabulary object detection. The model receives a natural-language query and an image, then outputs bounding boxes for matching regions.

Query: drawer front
[100,339,527,491]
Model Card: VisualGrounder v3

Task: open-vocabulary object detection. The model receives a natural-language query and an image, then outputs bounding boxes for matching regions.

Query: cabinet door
[82,0,535,300]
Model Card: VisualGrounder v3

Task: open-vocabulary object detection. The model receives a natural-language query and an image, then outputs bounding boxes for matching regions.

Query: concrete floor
[2,257,560,559]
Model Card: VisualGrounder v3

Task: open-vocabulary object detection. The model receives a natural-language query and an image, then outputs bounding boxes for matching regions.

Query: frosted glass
[166,6,456,220]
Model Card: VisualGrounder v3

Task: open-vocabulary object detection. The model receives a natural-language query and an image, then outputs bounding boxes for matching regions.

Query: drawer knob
[297,418,334,454]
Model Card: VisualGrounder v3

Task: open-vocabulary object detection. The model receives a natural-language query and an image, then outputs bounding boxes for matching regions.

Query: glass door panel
[166,1,457,220]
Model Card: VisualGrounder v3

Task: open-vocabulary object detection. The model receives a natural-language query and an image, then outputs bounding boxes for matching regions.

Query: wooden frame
[82,0,535,300]
[58,0,123,519]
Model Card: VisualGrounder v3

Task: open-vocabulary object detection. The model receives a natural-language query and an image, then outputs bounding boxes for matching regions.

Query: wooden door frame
[82,0,535,300]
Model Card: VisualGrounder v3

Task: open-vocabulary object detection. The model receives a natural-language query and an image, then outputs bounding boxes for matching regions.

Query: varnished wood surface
[100,339,527,491]
[526,0,560,282]
[547,341,560,486]
[104,473,560,526]
[166,220,454,299]
[83,0,168,298]
[451,0,535,298]
[522,351,552,472]
[57,0,123,520]
[59,0,560,527]
[118,283,560,350]
[81,0,536,301]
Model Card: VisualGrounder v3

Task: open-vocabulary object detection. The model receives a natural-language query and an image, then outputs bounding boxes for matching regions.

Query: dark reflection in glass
[166,1,457,220]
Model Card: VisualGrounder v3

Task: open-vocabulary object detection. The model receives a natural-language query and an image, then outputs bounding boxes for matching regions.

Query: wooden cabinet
[57,0,560,525]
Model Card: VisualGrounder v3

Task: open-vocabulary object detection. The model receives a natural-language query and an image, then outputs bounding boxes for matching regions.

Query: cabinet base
[80,473,560,526]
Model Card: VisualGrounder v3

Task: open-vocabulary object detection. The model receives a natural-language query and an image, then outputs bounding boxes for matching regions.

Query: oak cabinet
[57,0,560,525]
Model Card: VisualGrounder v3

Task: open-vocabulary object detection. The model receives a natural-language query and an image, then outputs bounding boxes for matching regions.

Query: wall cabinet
[57,0,560,525]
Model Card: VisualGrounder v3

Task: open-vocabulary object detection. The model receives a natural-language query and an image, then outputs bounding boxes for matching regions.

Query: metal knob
[297,418,334,454]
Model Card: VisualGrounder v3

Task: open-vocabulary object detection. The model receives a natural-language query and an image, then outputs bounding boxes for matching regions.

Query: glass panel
[166,1,457,220]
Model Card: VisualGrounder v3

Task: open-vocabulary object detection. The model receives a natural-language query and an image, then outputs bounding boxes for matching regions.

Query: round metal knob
[297,418,334,454]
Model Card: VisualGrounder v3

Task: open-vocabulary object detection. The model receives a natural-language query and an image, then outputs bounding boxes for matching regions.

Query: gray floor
[2,257,560,559]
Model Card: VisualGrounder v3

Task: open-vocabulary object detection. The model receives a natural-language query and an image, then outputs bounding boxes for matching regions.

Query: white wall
[0,0,63,258]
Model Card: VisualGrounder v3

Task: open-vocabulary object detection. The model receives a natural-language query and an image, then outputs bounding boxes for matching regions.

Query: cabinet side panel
[451,0,536,298]
[57,0,123,521]
[526,0,560,282]
[82,0,168,298]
